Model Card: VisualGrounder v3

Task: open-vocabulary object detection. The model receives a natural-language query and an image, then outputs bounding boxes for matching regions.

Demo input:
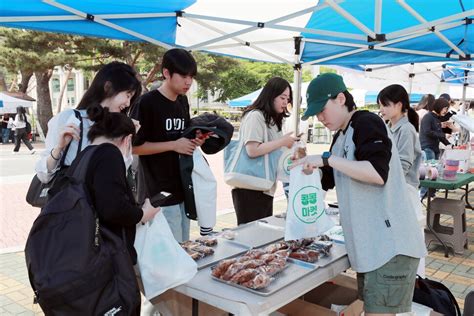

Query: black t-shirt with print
[132,90,190,206]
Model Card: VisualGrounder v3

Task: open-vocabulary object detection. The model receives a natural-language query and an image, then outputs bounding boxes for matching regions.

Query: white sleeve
[34,110,73,183]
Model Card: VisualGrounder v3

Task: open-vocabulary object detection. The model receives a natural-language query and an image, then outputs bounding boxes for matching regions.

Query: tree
[0,28,79,133]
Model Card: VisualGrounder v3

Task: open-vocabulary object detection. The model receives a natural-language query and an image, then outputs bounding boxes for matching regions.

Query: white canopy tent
[0,92,34,114]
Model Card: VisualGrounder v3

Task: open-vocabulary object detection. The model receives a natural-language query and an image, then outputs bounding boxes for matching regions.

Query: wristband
[50,148,61,161]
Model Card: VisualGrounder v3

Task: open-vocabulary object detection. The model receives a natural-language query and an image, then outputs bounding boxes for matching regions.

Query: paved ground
[0,141,472,314]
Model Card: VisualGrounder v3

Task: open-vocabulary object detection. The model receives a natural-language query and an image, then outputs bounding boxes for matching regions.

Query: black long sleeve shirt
[419,112,450,155]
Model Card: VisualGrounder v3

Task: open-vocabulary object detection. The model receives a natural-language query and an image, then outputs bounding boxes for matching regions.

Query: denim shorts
[357,255,419,314]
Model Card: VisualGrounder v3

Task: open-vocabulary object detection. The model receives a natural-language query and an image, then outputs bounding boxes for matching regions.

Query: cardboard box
[278,275,363,316]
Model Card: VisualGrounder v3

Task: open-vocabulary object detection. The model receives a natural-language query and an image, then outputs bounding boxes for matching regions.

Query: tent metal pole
[186,18,292,63]
[386,9,473,39]
[184,0,350,51]
[375,46,458,59]
[293,37,303,135]
[408,63,414,95]
[303,38,365,48]
[325,0,376,39]
[205,38,293,48]
[0,12,176,23]
[303,47,368,66]
[42,0,172,49]
[397,0,467,58]
[374,0,382,34]
[268,25,366,41]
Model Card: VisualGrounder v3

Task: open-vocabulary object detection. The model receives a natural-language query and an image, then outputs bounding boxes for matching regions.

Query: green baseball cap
[302,73,347,120]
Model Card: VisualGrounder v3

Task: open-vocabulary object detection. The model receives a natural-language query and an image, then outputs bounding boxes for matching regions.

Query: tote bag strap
[229,111,271,181]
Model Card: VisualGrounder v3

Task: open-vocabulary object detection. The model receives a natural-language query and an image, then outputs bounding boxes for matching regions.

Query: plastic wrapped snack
[211,258,236,278]
[222,262,246,281]
[241,273,272,289]
[229,268,258,284]
[196,236,218,247]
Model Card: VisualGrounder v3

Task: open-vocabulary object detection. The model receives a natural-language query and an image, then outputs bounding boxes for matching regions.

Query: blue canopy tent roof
[0,0,196,47]
[300,1,473,66]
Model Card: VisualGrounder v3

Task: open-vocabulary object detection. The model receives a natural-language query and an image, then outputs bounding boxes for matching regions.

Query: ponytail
[407,107,419,132]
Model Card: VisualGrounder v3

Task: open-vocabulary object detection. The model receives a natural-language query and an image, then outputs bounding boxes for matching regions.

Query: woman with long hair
[35,61,141,184]
[232,77,298,224]
[12,106,35,154]
[415,94,435,124]
[377,84,422,188]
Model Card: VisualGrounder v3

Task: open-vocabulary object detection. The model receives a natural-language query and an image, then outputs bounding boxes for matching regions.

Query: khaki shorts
[357,255,419,314]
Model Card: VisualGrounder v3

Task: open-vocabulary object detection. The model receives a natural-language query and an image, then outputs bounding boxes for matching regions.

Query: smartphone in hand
[149,191,172,207]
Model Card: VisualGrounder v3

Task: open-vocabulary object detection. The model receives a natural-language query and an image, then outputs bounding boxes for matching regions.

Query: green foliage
[319,66,337,74]
[0,28,84,73]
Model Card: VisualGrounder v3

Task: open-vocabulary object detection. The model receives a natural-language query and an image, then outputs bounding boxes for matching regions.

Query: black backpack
[25,146,140,315]
[413,275,461,316]
[25,120,32,134]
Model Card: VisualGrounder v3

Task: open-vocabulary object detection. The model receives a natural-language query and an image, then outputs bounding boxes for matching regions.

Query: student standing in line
[377,84,426,277]
[132,48,206,242]
[35,61,142,185]
[295,73,426,315]
[232,77,298,225]
[68,111,160,315]
[378,84,422,187]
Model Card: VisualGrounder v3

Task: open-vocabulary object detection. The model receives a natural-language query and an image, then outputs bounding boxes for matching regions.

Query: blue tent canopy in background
[364,91,424,105]
[442,62,473,85]
[228,88,263,107]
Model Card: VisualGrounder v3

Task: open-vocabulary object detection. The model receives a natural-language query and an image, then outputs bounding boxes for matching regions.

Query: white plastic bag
[134,212,197,300]
[285,165,335,241]
[192,149,217,228]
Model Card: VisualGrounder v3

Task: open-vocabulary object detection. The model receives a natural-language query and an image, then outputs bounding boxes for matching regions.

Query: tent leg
[293,36,303,136]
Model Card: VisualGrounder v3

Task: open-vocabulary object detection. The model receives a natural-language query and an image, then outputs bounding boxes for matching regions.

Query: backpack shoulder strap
[71,146,100,182]
[73,110,84,155]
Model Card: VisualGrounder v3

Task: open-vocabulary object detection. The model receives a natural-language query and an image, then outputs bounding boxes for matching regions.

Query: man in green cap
[296,73,427,315]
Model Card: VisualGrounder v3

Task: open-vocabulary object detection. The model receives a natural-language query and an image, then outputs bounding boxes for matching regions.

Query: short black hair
[161,48,197,77]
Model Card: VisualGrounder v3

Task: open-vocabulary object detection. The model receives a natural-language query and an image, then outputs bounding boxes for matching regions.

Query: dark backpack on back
[25,120,32,134]
[413,275,461,316]
[25,146,140,316]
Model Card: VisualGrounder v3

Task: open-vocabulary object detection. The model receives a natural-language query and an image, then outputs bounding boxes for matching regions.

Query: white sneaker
[30,150,36,155]
[12,151,18,155]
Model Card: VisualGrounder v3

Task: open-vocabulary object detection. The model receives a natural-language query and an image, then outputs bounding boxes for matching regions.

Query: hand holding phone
[149,191,172,207]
